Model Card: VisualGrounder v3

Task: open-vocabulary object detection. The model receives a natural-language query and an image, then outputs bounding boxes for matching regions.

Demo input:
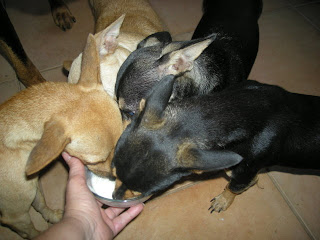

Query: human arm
[34,152,143,240]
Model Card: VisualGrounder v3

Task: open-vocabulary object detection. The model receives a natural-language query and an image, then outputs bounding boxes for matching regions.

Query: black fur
[113,77,320,199]
[115,0,262,119]
[0,3,28,65]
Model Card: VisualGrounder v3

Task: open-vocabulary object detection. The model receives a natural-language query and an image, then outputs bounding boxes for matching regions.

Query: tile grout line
[0,64,65,86]
[286,1,320,32]
[267,173,316,240]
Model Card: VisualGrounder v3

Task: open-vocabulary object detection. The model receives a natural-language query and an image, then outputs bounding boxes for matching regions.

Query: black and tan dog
[0,0,75,88]
[115,0,262,120]
[0,2,46,87]
[112,75,320,212]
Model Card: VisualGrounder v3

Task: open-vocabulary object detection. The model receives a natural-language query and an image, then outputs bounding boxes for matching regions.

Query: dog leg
[48,0,76,31]
[0,211,40,239]
[209,168,259,213]
[32,184,63,224]
[0,3,46,87]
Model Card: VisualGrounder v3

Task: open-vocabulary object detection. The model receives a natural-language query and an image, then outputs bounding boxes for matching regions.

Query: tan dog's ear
[98,14,125,56]
[78,34,101,86]
[25,119,71,176]
[158,38,213,76]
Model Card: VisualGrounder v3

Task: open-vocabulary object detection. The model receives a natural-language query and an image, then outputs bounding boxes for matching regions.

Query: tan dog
[0,34,122,239]
[66,0,164,98]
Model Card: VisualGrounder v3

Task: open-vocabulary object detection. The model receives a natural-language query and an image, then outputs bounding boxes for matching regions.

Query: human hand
[61,152,144,239]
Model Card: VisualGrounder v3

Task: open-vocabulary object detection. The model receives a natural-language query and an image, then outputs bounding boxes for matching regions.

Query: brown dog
[66,0,164,98]
[0,34,122,239]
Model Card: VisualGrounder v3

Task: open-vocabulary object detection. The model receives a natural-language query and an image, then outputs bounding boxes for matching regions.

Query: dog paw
[208,189,236,213]
[48,209,64,223]
[51,5,76,31]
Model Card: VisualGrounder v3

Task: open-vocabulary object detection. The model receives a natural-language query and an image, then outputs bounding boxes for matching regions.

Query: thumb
[62,152,86,180]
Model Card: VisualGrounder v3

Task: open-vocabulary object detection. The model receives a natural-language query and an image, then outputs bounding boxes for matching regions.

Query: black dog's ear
[139,75,175,127]
[177,144,242,171]
[158,36,214,76]
[137,31,172,49]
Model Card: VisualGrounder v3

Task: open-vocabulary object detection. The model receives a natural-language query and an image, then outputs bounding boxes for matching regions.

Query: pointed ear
[25,119,71,176]
[158,37,213,76]
[177,144,242,171]
[98,14,125,56]
[137,31,172,49]
[78,34,101,86]
[142,75,175,123]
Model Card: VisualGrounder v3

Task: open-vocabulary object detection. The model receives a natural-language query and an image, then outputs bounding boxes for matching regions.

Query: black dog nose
[112,184,126,199]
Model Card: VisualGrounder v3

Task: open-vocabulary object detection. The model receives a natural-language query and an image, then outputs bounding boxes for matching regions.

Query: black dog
[112,75,320,212]
[115,0,262,119]
[0,2,46,87]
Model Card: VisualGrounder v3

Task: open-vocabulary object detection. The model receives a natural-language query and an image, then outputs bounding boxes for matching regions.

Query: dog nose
[112,184,126,199]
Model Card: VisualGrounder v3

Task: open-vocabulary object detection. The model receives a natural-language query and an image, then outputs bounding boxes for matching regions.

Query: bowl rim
[85,167,151,204]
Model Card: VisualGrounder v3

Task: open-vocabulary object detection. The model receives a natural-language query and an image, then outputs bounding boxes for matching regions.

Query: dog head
[112,75,242,199]
[25,34,123,177]
[68,14,157,99]
[115,32,214,121]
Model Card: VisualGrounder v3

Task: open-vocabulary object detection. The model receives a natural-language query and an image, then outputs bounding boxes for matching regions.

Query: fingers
[62,152,85,180]
[105,207,126,220]
[112,204,144,235]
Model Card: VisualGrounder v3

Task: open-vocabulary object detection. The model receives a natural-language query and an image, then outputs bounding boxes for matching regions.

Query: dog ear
[137,31,172,49]
[140,75,175,125]
[77,34,101,86]
[158,37,213,76]
[25,119,71,176]
[99,14,125,55]
[178,145,242,171]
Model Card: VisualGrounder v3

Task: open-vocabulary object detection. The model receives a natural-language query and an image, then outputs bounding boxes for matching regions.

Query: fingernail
[62,152,71,161]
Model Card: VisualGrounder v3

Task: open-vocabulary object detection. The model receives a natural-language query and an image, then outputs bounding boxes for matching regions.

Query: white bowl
[85,167,151,208]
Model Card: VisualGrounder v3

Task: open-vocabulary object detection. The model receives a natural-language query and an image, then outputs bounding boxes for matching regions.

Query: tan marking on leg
[224,169,232,178]
[208,185,237,213]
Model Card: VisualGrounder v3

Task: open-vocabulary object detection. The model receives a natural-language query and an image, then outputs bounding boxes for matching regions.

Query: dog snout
[112,180,142,199]
[113,183,127,199]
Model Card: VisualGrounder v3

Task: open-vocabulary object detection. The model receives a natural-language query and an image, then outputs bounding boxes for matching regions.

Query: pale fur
[67,0,164,99]
[0,34,123,239]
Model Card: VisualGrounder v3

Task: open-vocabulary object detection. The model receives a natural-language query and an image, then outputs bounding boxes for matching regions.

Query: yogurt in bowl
[85,167,151,208]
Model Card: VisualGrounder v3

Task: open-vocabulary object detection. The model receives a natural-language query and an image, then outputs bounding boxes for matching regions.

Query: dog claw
[208,190,236,213]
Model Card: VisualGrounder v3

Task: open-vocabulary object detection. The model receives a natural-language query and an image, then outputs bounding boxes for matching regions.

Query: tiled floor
[0,0,320,239]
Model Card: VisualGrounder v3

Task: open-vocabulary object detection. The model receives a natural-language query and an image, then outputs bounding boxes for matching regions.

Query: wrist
[62,215,95,240]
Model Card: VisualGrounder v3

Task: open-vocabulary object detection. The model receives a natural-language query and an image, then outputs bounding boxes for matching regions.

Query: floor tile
[249,8,320,96]
[149,0,203,35]
[0,80,21,104]
[263,0,290,12]
[0,56,17,84]
[5,0,94,72]
[269,169,320,240]
[286,0,320,7]
[41,67,68,82]
[116,174,310,240]
[296,2,320,29]
[173,32,193,41]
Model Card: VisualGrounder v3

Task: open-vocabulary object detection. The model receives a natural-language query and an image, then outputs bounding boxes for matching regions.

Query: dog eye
[121,109,135,120]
